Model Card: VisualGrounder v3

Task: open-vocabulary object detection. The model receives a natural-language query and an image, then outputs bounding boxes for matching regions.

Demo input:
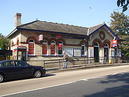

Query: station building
[7,13,120,64]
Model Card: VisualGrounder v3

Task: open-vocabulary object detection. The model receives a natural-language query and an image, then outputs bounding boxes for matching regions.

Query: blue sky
[0,0,129,36]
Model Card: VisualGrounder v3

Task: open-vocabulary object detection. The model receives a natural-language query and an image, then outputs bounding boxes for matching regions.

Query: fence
[27,57,129,71]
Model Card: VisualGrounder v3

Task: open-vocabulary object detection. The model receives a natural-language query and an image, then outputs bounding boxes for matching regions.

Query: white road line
[0,80,78,97]
[80,79,88,81]
[2,65,129,97]
[1,76,105,97]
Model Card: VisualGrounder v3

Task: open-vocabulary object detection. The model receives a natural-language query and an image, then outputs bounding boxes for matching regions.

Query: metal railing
[27,57,129,71]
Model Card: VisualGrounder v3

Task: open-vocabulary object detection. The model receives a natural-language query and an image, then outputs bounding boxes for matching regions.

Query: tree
[119,35,129,59]
[117,0,129,12]
[110,11,129,35]
[0,33,9,50]
[110,12,129,59]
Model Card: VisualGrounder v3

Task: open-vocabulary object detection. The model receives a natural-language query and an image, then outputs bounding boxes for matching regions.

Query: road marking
[80,79,88,81]
[1,76,105,97]
[2,65,129,97]
[0,75,108,97]
[1,80,79,97]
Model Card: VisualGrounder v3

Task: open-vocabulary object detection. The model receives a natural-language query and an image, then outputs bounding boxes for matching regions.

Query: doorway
[94,42,99,62]
[104,44,109,62]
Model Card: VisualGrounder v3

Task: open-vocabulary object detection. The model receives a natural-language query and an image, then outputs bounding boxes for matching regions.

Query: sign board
[39,34,43,41]
[64,48,73,57]
[56,34,62,39]
[73,48,81,57]
[111,40,117,47]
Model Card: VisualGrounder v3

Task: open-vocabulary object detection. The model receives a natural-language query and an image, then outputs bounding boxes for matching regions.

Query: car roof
[0,60,21,64]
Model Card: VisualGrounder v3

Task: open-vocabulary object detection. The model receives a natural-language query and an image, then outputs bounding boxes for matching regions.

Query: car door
[15,61,34,78]
[2,60,20,80]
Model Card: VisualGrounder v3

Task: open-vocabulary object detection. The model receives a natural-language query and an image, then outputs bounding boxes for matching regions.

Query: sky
[0,0,129,36]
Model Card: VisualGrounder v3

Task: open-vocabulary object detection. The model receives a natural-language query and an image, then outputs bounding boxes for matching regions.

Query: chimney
[15,13,21,27]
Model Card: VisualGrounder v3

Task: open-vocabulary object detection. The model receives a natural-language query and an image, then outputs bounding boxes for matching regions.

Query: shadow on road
[44,73,56,77]
[84,72,129,97]
[100,73,129,84]
[3,73,56,83]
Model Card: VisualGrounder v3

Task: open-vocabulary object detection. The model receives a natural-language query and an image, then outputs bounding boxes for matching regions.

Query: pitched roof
[88,24,104,35]
[8,20,117,39]
[17,20,88,35]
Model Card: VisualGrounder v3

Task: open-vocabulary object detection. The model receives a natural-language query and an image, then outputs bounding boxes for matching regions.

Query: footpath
[46,63,129,73]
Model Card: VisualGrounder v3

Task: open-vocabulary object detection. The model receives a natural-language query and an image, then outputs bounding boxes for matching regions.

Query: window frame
[28,39,35,56]
[58,41,63,56]
[42,40,48,56]
[50,41,56,55]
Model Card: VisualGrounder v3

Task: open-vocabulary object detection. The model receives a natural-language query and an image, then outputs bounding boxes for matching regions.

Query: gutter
[6,28,17,38]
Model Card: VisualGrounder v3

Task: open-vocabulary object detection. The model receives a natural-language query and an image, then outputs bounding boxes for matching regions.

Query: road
[1,65,129,97]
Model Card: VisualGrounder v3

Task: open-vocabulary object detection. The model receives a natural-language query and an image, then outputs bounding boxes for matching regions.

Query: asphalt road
[1,65,129,97]
[3,72,129,97]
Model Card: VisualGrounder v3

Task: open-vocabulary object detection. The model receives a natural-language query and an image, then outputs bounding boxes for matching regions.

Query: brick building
[7,13,120,64]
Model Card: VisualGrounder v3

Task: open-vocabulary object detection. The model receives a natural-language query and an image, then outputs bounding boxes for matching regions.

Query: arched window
[104,43,109,48]
[28,40,35,55]
[58,41,63,55]
[50,41,56,55]
[42,40,48,55]
[94,42,99,47]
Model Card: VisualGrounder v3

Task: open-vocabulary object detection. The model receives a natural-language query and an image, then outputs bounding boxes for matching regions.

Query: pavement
[1,64,129,97]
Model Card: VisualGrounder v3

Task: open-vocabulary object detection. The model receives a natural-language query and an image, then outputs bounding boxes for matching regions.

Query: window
[11,41,14,46]
[50,41,56,55]
[94,42,99,47]
[15,61,29,67]
[42,40,48,55]
[17,38,19,45]
[58,41,63,55]
[81,45,85,56]
[104,43,109,48]
[1,61,15,67]
[28,40,35,55]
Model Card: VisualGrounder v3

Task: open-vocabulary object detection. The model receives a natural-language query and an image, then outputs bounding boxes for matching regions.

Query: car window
[15,61,29,67]
[1,61,15,67]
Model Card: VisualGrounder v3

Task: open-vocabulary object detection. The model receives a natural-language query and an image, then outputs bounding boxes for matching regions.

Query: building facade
[7,13,120,64]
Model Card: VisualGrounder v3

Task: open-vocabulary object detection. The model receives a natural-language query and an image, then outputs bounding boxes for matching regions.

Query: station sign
[111,40,117,47]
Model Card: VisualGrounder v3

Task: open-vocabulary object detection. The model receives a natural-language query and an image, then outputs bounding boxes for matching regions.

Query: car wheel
[34,70,42,78]
[0,74,4,83]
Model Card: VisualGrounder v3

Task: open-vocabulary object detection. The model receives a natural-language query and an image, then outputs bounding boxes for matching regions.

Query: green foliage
[110,11,129,35]
[110,11,129,58]
[0,33,9,50]
[117,0,129,12]
[119,35,129,58]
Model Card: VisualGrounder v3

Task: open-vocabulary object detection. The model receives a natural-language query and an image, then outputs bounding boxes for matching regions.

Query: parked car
[0,60,46,82]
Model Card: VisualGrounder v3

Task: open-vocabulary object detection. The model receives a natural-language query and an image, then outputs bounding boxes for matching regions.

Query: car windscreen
[15,61,29,67]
